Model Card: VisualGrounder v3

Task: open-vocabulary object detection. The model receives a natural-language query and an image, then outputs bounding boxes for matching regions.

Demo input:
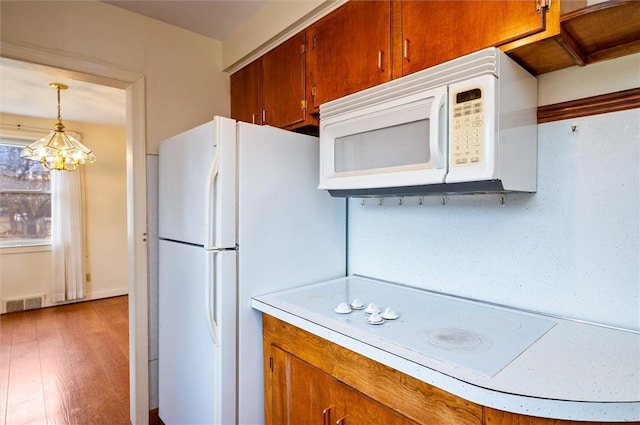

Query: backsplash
[348,109,639,331]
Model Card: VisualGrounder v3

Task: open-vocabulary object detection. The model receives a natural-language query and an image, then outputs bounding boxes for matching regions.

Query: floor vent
[4,295,44,313]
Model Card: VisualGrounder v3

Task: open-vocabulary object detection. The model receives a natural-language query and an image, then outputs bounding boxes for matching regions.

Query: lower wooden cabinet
[334,381,420,425]
[262,314,640,425]
[266,343,419,424]
[262,314,482,425]
[266,345,334,424]
[484,408,639,425]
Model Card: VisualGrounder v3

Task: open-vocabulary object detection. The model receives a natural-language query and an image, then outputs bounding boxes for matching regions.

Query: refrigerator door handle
[204,151,220,250]
[205,252,219,345]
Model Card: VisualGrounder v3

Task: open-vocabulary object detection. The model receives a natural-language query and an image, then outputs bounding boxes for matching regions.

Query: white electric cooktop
[255,275,556,377]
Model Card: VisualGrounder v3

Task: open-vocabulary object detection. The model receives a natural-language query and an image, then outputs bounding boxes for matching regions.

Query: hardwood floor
[0,296,129,425]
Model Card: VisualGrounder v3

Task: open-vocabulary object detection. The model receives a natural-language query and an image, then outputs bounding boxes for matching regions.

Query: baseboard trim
[44,288,129,309]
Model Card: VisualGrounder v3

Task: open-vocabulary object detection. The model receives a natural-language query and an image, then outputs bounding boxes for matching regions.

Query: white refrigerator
[158,116,346,425]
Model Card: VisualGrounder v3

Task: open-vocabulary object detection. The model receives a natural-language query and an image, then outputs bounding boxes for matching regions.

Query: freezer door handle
[204,151,220,250]
[205,252,219,345]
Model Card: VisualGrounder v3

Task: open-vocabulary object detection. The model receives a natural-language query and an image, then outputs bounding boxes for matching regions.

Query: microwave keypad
[452,94,483,167]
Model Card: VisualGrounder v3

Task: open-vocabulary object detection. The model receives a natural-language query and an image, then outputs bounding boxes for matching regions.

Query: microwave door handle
[430,89,448,170]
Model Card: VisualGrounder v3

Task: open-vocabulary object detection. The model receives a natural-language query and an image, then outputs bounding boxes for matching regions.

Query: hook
[441,197,446,206]
[500,195,505,205]
[418,196,424,206]
[398,197,403,206]
[378,197,384,206]
[360,199,366,206]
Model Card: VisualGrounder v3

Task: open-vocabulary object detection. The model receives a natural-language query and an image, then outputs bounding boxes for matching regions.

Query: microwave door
[319,86,448,191]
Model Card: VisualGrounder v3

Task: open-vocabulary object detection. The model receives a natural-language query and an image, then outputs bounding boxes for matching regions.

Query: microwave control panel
[451,87,483,167]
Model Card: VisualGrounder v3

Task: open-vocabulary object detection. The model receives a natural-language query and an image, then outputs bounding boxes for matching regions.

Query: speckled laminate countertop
[251,275,640,422]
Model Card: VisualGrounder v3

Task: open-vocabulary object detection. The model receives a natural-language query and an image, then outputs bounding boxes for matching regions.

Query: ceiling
[0,57,127,127]
[0,1,267,128]
[101,0,267,41]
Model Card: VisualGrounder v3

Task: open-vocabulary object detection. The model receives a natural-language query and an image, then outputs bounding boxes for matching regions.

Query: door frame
[1,42,150,425]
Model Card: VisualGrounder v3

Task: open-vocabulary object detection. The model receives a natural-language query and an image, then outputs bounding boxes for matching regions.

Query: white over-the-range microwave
[318,47,538,197]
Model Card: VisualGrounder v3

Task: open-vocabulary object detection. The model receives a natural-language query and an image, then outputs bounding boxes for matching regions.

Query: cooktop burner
[419,327,493,352]
[255,275,556,377]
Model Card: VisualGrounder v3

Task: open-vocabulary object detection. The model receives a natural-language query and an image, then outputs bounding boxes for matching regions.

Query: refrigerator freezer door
[159,116,236,249]
[158,240,237,425]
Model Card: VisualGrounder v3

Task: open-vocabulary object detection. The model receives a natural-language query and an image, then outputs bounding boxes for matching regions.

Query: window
[0,141,51,246]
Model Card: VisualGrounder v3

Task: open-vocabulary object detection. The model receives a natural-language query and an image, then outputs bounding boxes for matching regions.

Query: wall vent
[3,295,45,313]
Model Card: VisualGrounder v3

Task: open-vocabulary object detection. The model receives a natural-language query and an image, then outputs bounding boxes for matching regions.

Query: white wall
[348,57,640,331]
[538,53,640,105]
[0,0,230,154]
[222,0,343,72]
[0,113,128,308]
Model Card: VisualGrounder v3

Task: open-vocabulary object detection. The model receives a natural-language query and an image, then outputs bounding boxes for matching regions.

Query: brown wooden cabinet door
[308,0,392,111]
[262,31,308,129]
[396,0,547,76]
[334,381,420,425]
[266,344,418,425]
[265,344,337,425]
[230,58,262,125]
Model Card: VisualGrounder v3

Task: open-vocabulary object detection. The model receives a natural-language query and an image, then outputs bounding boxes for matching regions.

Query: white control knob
[364,303,380,314]
[367,311,384,325]
[349,298,365,310]
[334,302,351,314]
[380,307,399,320]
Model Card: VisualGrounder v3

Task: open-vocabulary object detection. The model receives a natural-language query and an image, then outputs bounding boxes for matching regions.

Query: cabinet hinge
[301,99,307,111]
[269,356,274,372]
[300,43,306,54]
[311,85,316,98]
[536,0,550,13]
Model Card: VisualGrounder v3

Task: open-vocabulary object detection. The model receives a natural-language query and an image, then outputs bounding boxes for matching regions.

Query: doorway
[0,44,149,424]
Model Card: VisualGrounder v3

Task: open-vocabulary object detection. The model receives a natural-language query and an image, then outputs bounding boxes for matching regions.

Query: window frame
[0,125,52,249]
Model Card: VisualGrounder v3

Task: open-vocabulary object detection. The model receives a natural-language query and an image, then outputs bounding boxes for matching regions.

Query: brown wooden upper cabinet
[230,58,262,125]
[504,0,640,75]
[307,0,392,114]
[231,0,640,131]
[231,31,317,131]
[262,31,312,130]
[394,0,550,77]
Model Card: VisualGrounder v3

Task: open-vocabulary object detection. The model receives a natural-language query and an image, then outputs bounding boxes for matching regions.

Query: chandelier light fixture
[20,82,96,171]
